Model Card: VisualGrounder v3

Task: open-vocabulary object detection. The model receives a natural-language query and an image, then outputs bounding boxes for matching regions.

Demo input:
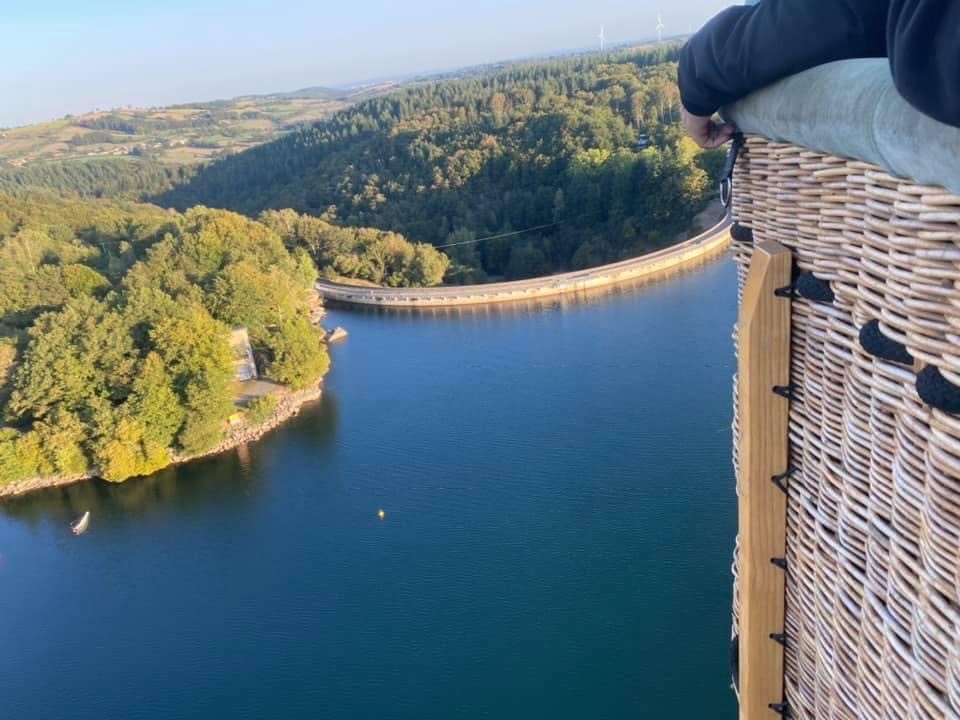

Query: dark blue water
[0,258,738,720]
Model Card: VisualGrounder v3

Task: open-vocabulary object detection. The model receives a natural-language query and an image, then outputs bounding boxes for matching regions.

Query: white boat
[71,511,90,535]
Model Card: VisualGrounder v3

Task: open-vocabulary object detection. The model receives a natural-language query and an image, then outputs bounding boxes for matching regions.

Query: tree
[7,297,136,422]
[0,429,40,484]
[32,408,89,475]
[130,352,185,450]
[151,305,234,454]
[177,376,233,455]
[266,317,329,390]
[629,89,650,129]
[94,415,170,482]
[208,260,302,335]
[505,243,548,280]
[0,339,16,406]
[552,189,567,223]
[62,264,110,298]
[406,244,450,287]
[571,241,604,270]
[444,229,486,284]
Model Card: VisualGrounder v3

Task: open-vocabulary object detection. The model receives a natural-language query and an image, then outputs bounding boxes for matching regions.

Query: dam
[316,219,732,308]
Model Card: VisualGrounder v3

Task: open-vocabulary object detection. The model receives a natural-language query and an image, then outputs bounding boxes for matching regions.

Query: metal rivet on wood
[771,468,796,495]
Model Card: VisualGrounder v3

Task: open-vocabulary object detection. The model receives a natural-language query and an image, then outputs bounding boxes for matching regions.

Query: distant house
[229,327,258,382]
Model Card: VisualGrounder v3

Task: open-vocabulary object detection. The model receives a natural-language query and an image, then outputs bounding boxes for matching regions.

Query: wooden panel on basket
[737,240,792,720]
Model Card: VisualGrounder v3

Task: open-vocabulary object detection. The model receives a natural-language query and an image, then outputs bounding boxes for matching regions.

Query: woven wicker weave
[731,136,960,719]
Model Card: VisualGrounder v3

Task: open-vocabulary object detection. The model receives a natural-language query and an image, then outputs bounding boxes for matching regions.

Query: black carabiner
[720,132,745,208]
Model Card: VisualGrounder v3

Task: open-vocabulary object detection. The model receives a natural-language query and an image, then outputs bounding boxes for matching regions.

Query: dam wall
[316,220,732,308]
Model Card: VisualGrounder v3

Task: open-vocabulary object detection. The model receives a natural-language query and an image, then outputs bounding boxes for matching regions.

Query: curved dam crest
[317,219,732,308]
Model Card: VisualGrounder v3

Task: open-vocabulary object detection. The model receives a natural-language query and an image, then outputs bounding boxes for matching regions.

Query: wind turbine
[656,14,665,43]
[598,25,606,52]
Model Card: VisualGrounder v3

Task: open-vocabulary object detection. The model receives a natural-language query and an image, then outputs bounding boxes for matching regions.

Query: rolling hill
[0,82,402,169]
[157,44,724,280]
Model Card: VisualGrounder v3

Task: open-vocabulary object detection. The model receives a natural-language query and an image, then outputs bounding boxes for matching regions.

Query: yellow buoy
[378,508,386,520]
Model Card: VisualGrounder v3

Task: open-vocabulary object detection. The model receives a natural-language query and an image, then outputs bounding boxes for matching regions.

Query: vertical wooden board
[737,241,792,720]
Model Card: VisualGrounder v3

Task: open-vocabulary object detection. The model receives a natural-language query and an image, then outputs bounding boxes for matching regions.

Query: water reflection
[283,390,339,448]
[0,451,259,529]
[0,393,340,526]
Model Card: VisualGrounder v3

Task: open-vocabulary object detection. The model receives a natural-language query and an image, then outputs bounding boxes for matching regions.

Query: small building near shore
[229,327,258,382]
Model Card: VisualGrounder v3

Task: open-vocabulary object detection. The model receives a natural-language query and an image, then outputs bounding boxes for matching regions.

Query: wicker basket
[731,136,960,719]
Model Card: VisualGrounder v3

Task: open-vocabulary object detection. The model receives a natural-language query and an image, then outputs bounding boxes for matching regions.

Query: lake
[0,257,739,719]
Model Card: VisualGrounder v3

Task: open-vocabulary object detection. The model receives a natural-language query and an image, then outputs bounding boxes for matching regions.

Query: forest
[0,158,194,201]
[3,45,723,283]
[0,193,331,485]
[159,45,724,280]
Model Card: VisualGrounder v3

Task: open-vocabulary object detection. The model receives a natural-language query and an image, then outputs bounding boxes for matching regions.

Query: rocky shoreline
[0,382,324,500]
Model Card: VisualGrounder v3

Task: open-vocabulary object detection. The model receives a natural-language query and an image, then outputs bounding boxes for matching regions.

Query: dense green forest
[259,208,450,286]
[0,157,194,200]
[0,193,330,485]
[3,46,721,283]
[160,45,724,280]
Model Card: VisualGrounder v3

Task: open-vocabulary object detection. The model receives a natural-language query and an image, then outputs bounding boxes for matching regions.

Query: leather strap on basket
[917,366,960,414]
[859,320,914,366]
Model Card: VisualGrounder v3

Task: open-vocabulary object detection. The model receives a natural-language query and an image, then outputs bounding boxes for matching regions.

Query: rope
[435,221,565,248]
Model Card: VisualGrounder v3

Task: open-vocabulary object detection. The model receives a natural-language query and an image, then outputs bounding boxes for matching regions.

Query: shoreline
[317,216,731,308]
[0,215,728,501]
[0,382,324,500]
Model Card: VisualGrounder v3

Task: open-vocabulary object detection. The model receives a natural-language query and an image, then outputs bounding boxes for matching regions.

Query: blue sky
[2,0,728,127]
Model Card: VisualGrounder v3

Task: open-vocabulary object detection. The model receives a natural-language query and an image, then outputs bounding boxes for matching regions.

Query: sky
[2,0,729,128]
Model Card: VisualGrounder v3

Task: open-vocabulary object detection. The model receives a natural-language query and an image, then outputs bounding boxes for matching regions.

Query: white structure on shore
[230,327,258,381]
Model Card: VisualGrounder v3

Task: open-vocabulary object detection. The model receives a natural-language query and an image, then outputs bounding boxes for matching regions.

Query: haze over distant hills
[0,34,688,168]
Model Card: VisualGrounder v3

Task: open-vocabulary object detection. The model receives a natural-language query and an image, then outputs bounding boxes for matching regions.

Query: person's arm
[888,0,960,128]
[679,0,889,120]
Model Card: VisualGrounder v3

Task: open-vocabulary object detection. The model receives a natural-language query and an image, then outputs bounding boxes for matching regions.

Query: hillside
[159,45,724,281]
[0,83,400,168]
[1,46,723,284]
[0,83,402,200]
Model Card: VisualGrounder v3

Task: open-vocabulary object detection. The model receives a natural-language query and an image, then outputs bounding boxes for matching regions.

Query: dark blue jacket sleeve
[678,0,888,117]
[888,0,960,128]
